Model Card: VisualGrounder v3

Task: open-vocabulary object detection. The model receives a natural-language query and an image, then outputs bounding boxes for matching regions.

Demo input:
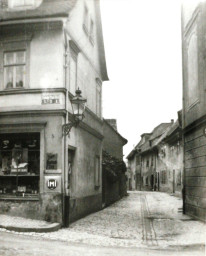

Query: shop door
[151,174,154,191]
[64,149,74,227]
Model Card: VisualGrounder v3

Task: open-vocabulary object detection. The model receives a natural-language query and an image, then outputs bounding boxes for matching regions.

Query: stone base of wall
[185,203,206,222]
[69,193,102,223]
[0,193,62,224]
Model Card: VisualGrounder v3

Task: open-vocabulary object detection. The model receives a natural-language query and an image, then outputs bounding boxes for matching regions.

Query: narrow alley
[0,191,205,255]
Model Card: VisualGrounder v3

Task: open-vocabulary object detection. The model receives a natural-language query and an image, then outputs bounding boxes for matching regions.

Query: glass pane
[4,52,14,65]
[16,51,25,64]
[16,66,25,88]
[4,67,13,88]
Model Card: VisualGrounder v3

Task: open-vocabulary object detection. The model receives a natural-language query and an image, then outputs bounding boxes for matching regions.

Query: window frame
[89,19,94,45]
[3,50,26,90]
[0,132,40,198]
[83,5,89,35]
[1,37,31,91]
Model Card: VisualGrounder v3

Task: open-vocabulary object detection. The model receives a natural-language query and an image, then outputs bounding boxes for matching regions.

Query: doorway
[173,169,175,193]
[64,148,75,227]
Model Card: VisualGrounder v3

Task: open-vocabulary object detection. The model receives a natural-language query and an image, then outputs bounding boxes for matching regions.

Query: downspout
[181,4,186,215]
[62,21,68,226]
[140,151,142,191]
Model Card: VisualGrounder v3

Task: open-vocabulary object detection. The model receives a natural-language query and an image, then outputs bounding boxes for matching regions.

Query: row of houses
[0,0,127,226]
[127,1,206,222]
[127,113,183,196]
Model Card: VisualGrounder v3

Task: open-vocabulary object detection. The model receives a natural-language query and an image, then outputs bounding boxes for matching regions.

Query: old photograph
[0,0,205,255]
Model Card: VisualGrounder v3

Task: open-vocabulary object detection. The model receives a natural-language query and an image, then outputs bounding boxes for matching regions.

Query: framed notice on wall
[46,153,57,170]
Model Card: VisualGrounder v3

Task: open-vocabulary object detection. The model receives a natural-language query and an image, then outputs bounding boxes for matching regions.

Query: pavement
[0,215,61,233]
[0,191,205,252]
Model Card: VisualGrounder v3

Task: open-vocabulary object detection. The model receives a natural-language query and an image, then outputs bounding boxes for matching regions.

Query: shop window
[4,51,26,89]
[94,156,100,188]
[0,133,40,197]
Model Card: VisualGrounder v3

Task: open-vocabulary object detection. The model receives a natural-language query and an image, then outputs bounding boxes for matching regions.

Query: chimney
[171,119,174,124]
[106,119,117,131]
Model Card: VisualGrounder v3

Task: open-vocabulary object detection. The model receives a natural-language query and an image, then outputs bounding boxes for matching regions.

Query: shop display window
[0,133,40,198]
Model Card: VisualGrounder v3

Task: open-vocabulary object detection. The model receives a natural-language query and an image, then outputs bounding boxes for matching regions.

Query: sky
[100,0,183,159]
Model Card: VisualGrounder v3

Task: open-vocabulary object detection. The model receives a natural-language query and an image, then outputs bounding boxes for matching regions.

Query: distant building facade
[127,117,183,196]
[182,2,206,221]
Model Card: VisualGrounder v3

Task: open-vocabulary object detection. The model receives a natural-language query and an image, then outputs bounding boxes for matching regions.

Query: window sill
[0,194,39,201]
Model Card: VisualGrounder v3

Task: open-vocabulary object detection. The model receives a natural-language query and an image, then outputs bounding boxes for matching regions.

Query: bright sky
[100,0,183,159]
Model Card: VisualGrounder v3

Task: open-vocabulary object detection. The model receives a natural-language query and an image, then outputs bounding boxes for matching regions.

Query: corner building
[0,0,108,225]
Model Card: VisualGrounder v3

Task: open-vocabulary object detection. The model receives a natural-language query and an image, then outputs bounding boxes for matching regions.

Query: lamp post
[62,88,87,136]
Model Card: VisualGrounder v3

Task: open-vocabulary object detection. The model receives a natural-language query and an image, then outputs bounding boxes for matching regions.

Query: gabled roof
[0,0,77,21]
[103,119,127,146]
[140,123,172,153]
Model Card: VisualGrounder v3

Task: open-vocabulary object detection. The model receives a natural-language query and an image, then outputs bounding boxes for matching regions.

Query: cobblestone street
[0,191,205,255]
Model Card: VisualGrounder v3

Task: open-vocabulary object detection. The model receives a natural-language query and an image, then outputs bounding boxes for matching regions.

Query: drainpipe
[140,152,142,191]
[62,23,69,226]
[181,4,186,215]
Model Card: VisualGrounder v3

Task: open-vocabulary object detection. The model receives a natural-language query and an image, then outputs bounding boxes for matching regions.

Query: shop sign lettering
[47,179,57,190]
[42,94,60,104]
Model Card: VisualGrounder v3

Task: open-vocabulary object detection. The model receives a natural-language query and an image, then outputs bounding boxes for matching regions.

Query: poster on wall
[46,153,57,170]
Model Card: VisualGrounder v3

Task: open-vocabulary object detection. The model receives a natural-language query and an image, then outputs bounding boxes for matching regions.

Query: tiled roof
[140,123,172,153]
[0,0,77,21]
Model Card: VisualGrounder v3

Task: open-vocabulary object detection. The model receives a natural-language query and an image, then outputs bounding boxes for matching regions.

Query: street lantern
[71,88,87,121]
[63,88,87,136]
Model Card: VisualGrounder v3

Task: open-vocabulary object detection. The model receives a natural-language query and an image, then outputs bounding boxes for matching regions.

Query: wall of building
[126,158,136,191]
[141,152,156,191]
[102,121,127,206]
[182,2,206,222]
[102,121,124,159]
[65,0,103,117]
[157,141,183,195]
